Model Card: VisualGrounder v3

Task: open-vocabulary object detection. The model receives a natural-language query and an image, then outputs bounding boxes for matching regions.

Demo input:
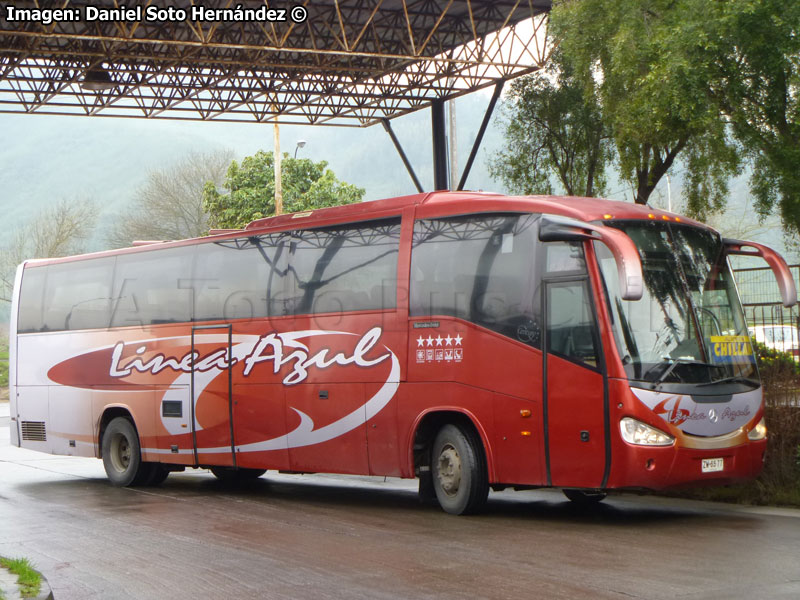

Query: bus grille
[21,421,47,442]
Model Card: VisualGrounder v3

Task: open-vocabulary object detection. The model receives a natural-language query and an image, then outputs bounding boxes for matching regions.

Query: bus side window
[41,257,114,331]
[410,213,541,346]
[286,219,401,316]
[18,266,47,333]
[111,246,194,327]
[192,234,285,322]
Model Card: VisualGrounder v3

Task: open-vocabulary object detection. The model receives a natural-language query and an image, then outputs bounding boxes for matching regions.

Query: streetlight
[294,140,307,158]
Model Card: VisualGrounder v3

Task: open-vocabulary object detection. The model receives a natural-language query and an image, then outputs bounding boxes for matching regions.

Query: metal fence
[734,264,800,356]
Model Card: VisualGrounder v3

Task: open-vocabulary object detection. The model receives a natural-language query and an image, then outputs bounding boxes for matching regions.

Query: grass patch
[0,557,41,598]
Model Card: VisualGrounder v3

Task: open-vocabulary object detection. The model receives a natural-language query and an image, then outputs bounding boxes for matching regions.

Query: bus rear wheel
[102,416,150,487]
[431,424,488,515]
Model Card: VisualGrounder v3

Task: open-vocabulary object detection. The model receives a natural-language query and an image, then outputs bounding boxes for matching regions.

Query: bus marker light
[603,214,613,220]
[521,431,531,437]
[520,409,531,418]
[648,213,655,219]
[662,215,670,221]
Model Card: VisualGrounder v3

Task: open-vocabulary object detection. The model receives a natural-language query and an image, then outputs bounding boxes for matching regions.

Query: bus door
[542,267,607,489]
[191,324,236,468]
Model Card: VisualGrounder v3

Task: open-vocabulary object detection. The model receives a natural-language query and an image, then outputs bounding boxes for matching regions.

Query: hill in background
[0,87,794,265]
[0,91,507,249]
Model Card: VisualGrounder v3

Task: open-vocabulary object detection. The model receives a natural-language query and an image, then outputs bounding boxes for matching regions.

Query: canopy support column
[431,99,449,190]
[382,118,424,193]
[457,81,504,191]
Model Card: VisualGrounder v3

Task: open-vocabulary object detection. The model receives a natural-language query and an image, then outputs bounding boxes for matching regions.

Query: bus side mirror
[539,215,643,301]
[724,238,797,307]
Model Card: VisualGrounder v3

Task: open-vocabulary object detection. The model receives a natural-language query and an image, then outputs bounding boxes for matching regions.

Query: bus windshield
[595,220,758,391]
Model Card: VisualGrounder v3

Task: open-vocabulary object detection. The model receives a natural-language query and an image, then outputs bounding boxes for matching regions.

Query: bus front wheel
[102,416,149,487]
[431,424,488,515]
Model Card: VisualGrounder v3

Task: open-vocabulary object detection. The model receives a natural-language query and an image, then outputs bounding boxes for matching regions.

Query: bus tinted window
[286,219,401,315]
[411,214,540,346]
[41,257,115,331]
[17,219,401,334]
[17,266,47,333]
[111,246,194,327]
[193,233,289,321]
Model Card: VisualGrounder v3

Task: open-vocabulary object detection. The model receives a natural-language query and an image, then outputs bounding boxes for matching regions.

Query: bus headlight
[747,417,767,441]
[620,417,674,446]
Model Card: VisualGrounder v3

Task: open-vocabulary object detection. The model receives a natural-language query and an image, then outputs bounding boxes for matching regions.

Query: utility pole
[666,173,672,212]
[273,118,283,215]
[448,98,458,190]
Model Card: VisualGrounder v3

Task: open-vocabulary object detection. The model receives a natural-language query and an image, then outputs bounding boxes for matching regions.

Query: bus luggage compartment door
[191,325,236,468]
[543,280,607,488]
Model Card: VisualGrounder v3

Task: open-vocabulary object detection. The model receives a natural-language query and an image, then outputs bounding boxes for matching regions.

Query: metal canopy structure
[0,1,551,126]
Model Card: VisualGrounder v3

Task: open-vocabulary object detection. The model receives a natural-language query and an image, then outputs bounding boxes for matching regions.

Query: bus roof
[23,192,710,267]
[243,191,706,233]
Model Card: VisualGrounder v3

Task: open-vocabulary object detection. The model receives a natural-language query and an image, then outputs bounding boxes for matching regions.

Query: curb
[35,571,54,600]
[0,564,54,600]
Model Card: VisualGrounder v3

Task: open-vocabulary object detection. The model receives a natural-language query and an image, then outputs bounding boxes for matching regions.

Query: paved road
[2,401,799,600]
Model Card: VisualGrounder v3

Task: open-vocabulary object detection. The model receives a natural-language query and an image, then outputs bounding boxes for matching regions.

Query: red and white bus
[8,192,796,514]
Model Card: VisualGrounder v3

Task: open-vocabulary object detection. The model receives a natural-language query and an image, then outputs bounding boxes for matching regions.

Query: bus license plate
[701,458,724,473]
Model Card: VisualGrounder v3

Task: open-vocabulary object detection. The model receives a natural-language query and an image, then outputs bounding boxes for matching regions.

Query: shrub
[752,341,800,503]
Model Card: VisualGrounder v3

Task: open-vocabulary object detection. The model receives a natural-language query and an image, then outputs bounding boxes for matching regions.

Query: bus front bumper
[609,438,767,491]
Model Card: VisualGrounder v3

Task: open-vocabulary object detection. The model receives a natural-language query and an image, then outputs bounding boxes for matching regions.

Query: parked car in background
[750,324,800,358]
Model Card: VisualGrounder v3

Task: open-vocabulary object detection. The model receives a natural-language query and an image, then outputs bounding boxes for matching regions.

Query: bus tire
[143,464,170,486]
[563,489,607,504]
[210,467,266,482]
[418,468,437,505]
[102,417,146,487]
[432,424,488,515]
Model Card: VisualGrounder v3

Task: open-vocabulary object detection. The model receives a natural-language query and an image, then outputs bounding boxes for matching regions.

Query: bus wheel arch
[411,411,491,515]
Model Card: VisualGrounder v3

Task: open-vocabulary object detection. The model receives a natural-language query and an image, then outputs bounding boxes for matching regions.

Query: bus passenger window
[111,247,194,327]
[192,234,285,321]
[286,219,400,315]
[546,282,599,368]
[411,213,541,346]
[41,257,114,331]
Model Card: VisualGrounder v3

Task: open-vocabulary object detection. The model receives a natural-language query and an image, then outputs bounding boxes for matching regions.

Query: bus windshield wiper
[652,358,723,387]
[697,375,758,387]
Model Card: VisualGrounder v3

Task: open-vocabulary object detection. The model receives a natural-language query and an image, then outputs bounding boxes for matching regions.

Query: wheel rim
[437,443,462,497]
[110,432,131,473]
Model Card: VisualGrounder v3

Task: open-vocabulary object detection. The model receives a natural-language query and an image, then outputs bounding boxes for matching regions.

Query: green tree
[490,49,612,197]
[202,151,365,229]
[678,0,800,236]
[550,0,740,216]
